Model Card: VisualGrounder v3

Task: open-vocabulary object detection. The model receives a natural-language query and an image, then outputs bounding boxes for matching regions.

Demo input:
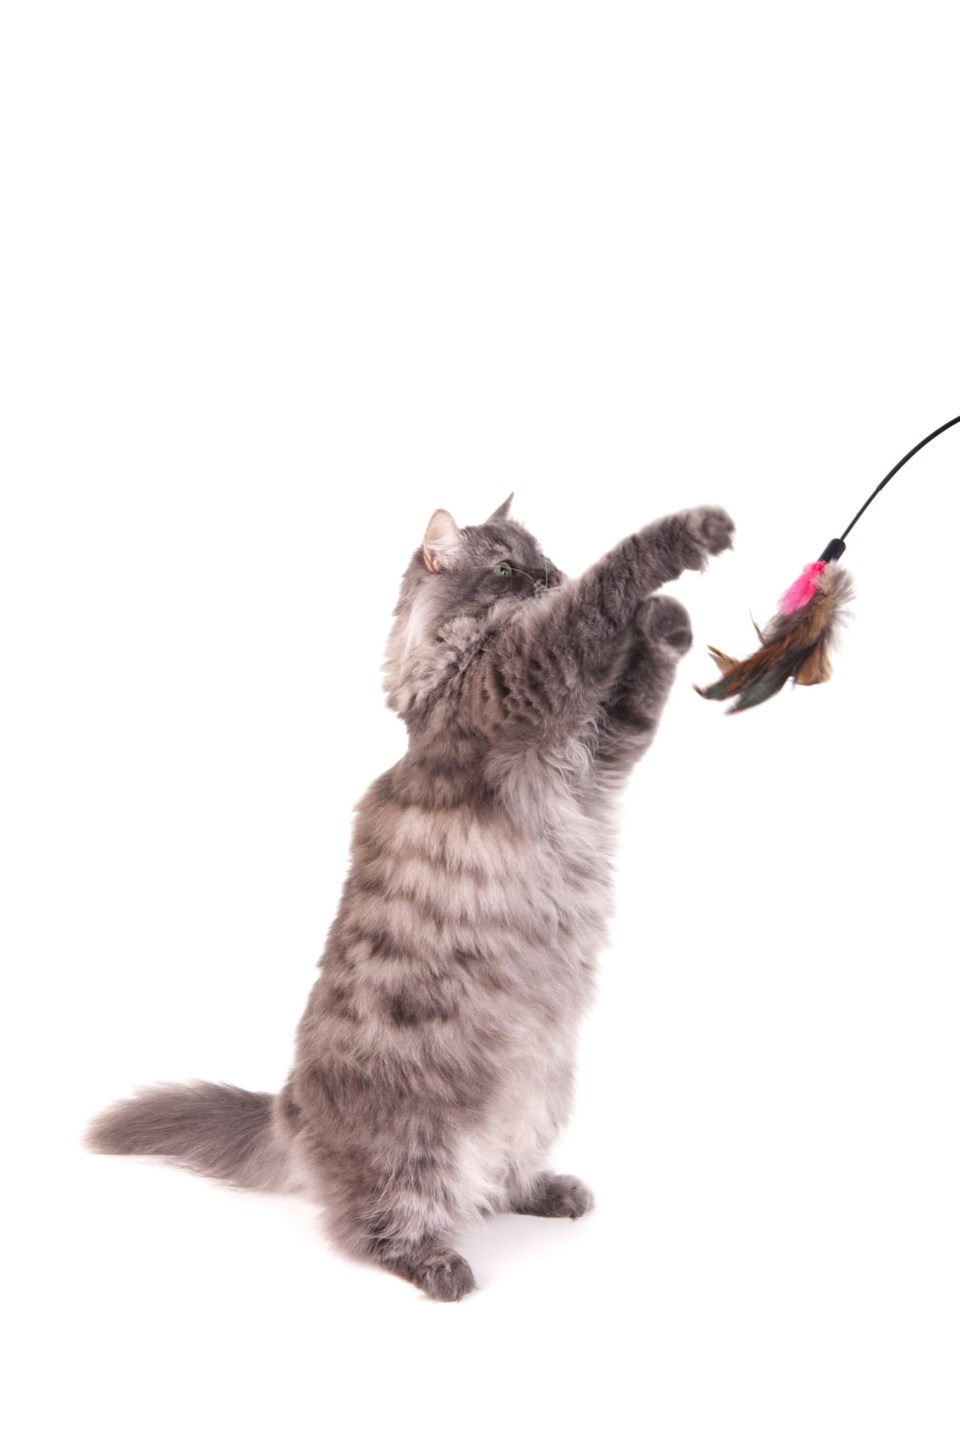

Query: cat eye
[493,561,513,578]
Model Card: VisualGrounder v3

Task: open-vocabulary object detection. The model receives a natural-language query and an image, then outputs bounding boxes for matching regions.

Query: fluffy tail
[86,1081,294,1192]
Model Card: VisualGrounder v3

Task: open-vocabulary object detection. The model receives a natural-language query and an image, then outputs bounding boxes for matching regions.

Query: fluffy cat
[87,496,734,1300]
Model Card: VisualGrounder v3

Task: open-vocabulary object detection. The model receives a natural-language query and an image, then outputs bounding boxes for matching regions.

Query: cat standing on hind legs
[88,495,734,1301]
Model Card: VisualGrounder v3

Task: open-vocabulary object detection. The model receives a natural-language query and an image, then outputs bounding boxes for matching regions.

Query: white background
[3,3,958,1437]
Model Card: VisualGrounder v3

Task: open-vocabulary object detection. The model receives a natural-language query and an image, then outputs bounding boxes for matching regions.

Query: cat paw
[384,1247,477,1302]
[512,1172,595,1219]
[641,595,693,654]
[680,505,735,559]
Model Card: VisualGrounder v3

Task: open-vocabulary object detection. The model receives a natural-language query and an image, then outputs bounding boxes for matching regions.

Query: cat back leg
[291,1103,480,1302]
[317,1161,478,1301]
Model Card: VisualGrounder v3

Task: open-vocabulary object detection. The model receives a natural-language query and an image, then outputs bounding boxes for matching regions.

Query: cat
[87,495,734,1300]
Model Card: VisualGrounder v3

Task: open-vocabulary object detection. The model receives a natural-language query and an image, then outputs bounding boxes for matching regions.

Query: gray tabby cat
[88,496,734,1300]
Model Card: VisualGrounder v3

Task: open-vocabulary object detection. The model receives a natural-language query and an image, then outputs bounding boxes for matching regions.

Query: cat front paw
[641,595,693,653]
[680,505,736,560]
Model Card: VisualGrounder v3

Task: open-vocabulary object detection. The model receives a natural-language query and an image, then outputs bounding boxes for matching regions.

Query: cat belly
[450,1015,578,1218]
[399,797,608,1220]
[441,794,609,1217]
[315,765,616,1238]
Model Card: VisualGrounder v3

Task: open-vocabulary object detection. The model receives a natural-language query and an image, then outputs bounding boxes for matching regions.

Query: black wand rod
[818,413,960,564]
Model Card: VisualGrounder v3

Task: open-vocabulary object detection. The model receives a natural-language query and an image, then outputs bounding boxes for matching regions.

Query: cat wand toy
[696,413,960,712]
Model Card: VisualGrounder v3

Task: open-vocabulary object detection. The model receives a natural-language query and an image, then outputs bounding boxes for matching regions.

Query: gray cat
[88,496,734,1300]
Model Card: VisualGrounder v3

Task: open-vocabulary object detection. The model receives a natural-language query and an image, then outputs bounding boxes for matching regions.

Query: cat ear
[423,509,461,573]
[486,493,514,522]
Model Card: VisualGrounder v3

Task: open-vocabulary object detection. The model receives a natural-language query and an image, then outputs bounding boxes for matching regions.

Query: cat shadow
[91,1154,596,1296]
[462,1209,596,1290]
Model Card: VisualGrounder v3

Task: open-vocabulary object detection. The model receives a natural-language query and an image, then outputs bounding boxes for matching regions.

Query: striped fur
[88,498,734,1300]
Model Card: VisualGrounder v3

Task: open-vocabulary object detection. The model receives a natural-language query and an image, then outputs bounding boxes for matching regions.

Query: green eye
[493,561,513,578]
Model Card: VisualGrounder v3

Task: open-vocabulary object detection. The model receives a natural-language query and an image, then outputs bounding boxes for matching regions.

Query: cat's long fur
[88,496,734,1300]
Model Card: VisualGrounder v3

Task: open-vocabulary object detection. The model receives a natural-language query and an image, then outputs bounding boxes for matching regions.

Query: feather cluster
[696,560,854,712]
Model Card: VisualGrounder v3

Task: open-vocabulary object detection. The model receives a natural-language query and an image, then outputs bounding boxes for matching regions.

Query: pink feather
[779,560,826,615]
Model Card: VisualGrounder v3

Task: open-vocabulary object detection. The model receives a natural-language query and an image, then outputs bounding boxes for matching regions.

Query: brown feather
[795,637,832,686]
[705,645,741,677]
[696,563,853,711]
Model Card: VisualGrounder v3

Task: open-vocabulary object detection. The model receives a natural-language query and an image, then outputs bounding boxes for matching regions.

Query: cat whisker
[509,565,552,598]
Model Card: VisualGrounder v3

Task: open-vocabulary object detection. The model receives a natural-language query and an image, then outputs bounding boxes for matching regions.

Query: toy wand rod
[697,413,960,712]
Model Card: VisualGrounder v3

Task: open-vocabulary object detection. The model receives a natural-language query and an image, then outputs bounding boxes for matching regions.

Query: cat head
[383,496,563,717]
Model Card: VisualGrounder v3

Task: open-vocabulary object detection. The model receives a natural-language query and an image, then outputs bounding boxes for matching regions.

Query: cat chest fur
[303,756,616,1211]
[347,757,613,998]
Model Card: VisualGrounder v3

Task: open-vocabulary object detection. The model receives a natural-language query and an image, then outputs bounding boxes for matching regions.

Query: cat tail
[85,1081,296,1193]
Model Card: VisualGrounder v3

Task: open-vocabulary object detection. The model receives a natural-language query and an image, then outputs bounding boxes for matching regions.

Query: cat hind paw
[512,1173,595,1220]
[383,1247,477,1302]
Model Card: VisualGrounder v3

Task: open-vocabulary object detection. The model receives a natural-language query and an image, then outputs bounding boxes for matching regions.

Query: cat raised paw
[679,504,736,560]
[642,595,693,653]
